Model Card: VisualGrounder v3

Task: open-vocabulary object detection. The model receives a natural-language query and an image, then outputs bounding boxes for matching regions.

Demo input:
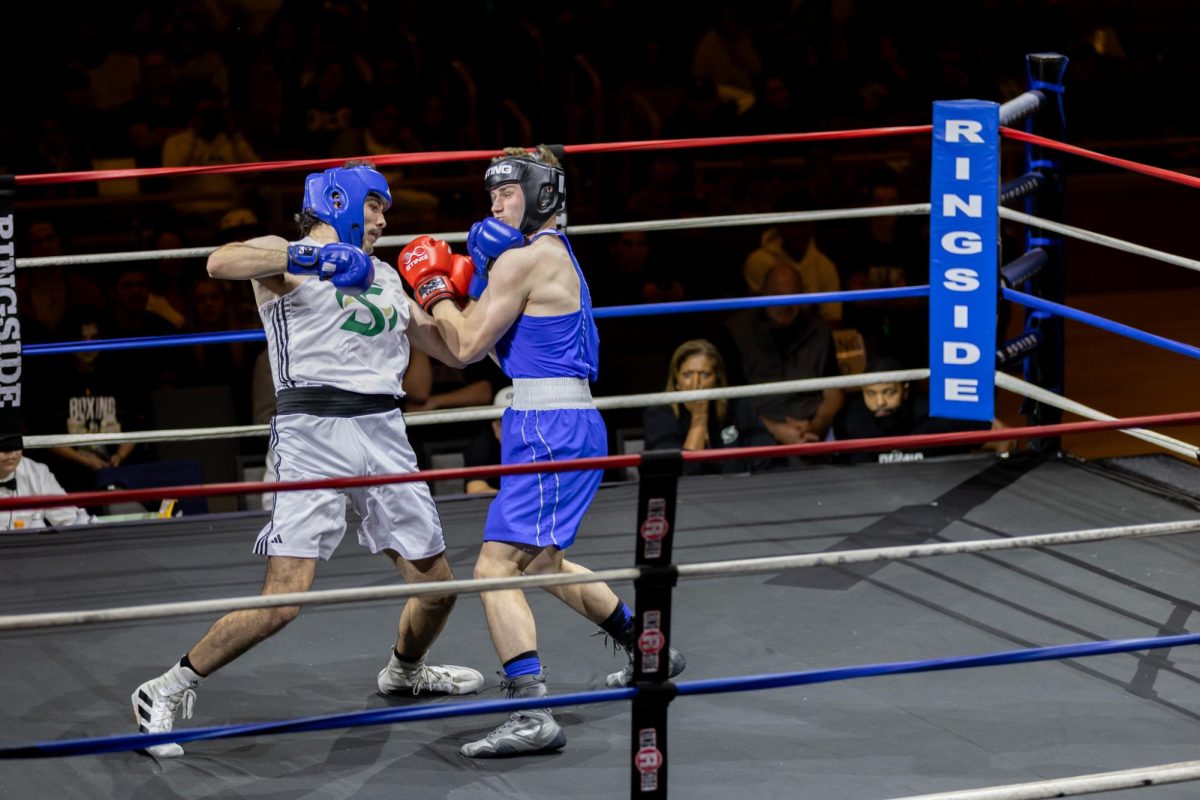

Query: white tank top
[259,250,412,397]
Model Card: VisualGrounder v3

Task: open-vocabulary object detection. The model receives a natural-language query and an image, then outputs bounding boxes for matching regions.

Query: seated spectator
[25,309,208,515]
[181,275,249,388]
[832,357,1014,463]
[716,265,844,447]
[102,266,179,418]
[643,339,776,475]
[743,209,842,325]
[0,433,95,531]
[835,168,926,366]
[26,308,138,492]
[142,227,189,330]
[463,386,513,495]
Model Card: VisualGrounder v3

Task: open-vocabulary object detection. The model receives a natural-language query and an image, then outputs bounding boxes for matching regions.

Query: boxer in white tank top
[131,163,483,759]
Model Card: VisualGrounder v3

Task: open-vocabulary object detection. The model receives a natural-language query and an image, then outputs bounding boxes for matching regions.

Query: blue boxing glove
[287,242,375,295]
[466,218,525,299]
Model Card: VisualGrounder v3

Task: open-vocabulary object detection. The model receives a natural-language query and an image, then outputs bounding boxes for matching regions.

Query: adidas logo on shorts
[270,534,283,544]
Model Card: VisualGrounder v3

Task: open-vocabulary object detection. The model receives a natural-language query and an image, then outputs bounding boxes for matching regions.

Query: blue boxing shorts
[483,406,607,550]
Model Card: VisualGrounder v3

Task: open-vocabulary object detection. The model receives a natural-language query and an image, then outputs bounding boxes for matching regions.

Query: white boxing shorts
[254,409,444,561]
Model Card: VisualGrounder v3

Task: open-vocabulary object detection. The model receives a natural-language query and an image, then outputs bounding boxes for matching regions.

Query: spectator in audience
[0,433,95,531]
[180,275,250,393]
[298,58,360,155]
[162,86,260,217]
[123,50,189,168]
[717,265,843,447]
[836,168,926,366]
[642,339,776,475]
[26,308,138,493]
[21,113,94,180]
[742,73,810,136]
[743,196,842,325]
[692,8,763,115]
[832,357,1014,463]
[102,266,179,420]
[142,227,189,330]
[331,101,404,160]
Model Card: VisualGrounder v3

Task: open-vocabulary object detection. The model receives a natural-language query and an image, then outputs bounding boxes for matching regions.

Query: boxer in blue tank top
[398,146,684,758]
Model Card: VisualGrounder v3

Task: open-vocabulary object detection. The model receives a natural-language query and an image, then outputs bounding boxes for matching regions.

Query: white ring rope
[25,369,931,448]
[16,205,932,269]
[23,206,1200,284]
[18,246,221,269]
[999,207,1200,273]
[888,759,1200,800]
[27,368,1200,465]
[995,373,1200,461]
[0,518,1194,632]
[28,367,1200,466]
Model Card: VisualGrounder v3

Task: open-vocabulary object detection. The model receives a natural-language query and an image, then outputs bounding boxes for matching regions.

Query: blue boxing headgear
[483,155,566,235]
[302,166,392,247]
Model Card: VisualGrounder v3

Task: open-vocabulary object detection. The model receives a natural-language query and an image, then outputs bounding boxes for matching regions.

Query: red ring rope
[3,410,1196,513]
[1001,127,1200,189]
[16,127,932,185]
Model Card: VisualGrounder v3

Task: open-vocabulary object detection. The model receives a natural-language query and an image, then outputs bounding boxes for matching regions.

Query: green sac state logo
[335,286,399,336]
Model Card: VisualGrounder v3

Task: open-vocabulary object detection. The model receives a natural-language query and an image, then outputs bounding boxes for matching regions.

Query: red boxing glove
[398,236,461,311]
[446,254,475,307]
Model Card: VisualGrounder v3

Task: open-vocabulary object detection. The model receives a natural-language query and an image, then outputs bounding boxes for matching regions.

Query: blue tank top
[494,231,600,381]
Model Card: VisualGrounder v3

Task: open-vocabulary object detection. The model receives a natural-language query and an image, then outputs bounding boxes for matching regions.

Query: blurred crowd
[10,0,1195,502]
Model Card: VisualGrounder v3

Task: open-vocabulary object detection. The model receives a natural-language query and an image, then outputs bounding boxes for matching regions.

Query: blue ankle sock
[503,651,541,679]
[601,602,634,648]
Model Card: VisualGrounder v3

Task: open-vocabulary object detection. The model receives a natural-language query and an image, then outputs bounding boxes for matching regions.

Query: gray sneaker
[377,653,484,696]
[460,672,566,758]
[131,667,199,758]
[605,647,687,688]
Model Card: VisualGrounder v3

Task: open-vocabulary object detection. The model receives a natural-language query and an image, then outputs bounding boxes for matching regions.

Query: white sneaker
[460,672,565,758]
[131,664,200,758]
[377,653,484,696]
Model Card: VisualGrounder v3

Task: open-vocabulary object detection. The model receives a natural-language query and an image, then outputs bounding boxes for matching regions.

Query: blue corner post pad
[928,100,999,422]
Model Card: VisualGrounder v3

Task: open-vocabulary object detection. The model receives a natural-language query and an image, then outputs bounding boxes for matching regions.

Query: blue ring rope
[24,287,931,356]
[5,629,1198,759]
[1004,288,1200,361]
[26,329,268,355]
[593,286,928,319]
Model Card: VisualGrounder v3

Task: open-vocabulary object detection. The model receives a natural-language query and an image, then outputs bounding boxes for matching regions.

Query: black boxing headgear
[483,155,566,235]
